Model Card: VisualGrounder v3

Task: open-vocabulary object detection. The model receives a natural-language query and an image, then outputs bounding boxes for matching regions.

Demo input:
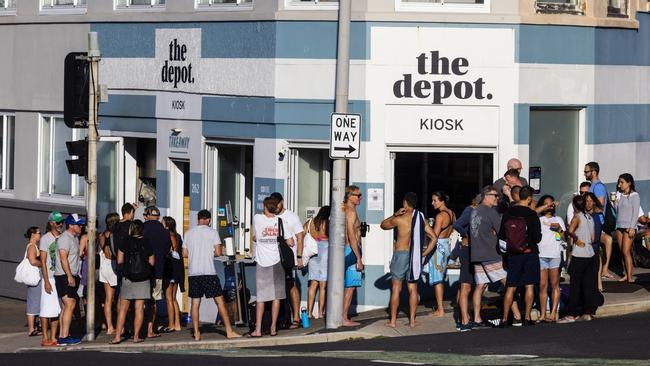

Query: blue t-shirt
[590,180,607,204]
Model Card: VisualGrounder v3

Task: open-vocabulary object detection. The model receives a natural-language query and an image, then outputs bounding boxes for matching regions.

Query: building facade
[1,1,649,319]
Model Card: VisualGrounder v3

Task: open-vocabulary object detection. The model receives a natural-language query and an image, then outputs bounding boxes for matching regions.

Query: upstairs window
[115,0,165,9]
[197,0,252,8]
[286,0,338,9]
[0,0,16,14]
[41,0,87,11]
[397,0,490,13]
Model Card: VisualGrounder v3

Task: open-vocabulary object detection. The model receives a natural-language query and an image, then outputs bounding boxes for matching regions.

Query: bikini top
[437,210,456,235]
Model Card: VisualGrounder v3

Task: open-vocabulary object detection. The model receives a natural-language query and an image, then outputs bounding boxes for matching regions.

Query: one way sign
[330,113,361,159]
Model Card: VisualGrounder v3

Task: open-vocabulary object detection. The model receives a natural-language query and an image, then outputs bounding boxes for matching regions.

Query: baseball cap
[48,211,65,223]
[65,213,86,226]
[144,206,161,217]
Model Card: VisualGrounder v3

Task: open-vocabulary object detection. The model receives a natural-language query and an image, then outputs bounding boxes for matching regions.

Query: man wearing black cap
[143,206,171,338]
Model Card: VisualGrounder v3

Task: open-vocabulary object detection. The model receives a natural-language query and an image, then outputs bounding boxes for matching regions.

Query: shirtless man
[381,192,437,328]
[343,185,363,327]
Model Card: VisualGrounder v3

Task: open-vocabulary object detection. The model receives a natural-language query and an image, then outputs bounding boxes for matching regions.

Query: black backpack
[602,199,617,234]
[124,238,151,282]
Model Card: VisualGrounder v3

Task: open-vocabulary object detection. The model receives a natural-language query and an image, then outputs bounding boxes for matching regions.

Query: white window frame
[286,143,331,221]
[0,114,15,192]
[40,0,87,15]
[196,0,253,11]
[284,0,339,11]
[38,115,86,202]
[0,0,16,16]
[114,0,166,11]
[395,0,491,13]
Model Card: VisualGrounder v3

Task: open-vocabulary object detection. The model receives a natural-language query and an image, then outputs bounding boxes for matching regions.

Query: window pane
[54,0,75,5]
[6,116,14,190]
[0,118,4,189]
[40,117,51,194]
[297,149,328,223]
[97,141,117,227]
[53,118,72,195]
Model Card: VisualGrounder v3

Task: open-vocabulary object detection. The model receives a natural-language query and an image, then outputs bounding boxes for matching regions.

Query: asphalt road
[3,312,650,366]
[266,311,650,361]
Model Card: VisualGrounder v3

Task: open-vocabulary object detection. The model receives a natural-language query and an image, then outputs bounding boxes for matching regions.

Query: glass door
[204,144,253,255]
[287,148,332,223]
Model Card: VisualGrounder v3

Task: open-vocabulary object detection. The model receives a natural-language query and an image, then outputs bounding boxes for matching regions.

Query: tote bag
[14,243,41,286]
[301,219,319,266]
[278,218,295,272]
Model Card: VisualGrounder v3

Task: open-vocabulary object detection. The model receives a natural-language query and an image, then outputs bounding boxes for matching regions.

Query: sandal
[289,321,300,329]
[246,333,262,338]
[28,330,40,337]
[160,327,175,333]
[133,338,145,343]
[108,339,122,345]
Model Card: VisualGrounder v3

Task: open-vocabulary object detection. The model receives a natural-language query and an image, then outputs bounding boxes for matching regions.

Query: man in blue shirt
[143,206,172,338]
[584,161,613,279]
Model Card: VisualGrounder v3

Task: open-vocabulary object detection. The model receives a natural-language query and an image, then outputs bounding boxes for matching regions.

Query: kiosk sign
[330,113,361,159]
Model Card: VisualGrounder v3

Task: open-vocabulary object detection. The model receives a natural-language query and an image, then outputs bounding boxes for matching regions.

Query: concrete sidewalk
[6,269,650,354]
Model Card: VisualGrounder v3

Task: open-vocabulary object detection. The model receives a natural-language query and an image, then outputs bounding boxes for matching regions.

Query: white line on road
[371,360,425,365]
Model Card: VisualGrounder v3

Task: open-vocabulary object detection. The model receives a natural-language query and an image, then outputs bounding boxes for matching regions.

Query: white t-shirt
[182,225,222,276]
[253,214,293,267]
[538,215,566,259]
[277,209,304,259]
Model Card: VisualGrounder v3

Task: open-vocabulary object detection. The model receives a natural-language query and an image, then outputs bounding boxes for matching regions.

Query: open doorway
[169,159,190,237]
[392,151,494,218]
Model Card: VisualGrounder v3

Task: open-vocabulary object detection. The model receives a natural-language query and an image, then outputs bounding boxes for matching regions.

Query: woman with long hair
[111,220,155,344]
[98,213,120,335]
[584,192,605,292]
[162,216,184,332]
[613,173,641,284]
[559,195,597,323]
[535,195,565,322]
[422,191,456,317]
[23,226,42,337]
[305,205,331,319]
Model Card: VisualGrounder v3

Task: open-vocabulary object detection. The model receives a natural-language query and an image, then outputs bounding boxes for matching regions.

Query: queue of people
[380,158,647,332]
[16,160,648,343]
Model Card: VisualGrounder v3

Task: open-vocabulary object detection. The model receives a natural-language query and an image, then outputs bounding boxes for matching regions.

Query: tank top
[573,213,595,258]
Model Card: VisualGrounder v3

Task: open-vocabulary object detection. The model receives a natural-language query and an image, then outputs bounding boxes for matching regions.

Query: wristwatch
[297,255,302,259]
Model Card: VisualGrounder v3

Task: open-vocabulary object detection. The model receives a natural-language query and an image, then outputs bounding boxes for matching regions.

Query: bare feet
[226,330,242,339]
[342,320,360,327]
[602,271,615,279]
[193,333,201,341]
[409,320,418,328]
[385,321,396,328]
[106,329,115,335]
[618,276,628,282]
[430,309,445,317]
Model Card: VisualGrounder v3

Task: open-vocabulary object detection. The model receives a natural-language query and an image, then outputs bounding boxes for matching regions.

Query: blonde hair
[344,185,360,203]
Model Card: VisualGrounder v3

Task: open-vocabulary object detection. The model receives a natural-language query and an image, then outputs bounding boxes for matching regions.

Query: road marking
[480,354,539,359]
[371,360,425,365]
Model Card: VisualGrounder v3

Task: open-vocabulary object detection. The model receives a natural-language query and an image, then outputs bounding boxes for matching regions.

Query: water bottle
[300,307,310,328]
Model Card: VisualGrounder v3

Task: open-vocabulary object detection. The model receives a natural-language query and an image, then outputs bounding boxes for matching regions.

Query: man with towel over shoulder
[381,192,437,328]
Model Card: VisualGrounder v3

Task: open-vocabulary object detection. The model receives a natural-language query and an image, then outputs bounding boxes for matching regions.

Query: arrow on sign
[334,145,356,154]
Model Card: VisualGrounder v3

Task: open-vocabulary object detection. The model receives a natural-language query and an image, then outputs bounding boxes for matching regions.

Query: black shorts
[54,275,80,299]
[505,252,540,287]
[188,275,223,299]
[459,245,474,285]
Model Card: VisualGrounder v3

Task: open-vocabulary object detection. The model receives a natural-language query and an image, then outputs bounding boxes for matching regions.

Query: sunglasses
[584,170,592,174]
[351,193,363,197]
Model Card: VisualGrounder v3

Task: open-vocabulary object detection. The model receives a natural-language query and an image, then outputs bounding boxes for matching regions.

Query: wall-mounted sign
[330,113,361,159]
[385,105,499,146]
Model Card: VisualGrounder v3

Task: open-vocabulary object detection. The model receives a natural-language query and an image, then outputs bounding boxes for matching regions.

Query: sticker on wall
[367,188,384,211]
[220,219,228,227]
[529,166,542,194]
[218,208,226,216]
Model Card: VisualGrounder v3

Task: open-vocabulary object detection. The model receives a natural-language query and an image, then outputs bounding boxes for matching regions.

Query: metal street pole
[85,32,100,342]
[326,0,351,330]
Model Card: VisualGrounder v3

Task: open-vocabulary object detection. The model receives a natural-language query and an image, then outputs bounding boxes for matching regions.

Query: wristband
[296,255,302,259]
